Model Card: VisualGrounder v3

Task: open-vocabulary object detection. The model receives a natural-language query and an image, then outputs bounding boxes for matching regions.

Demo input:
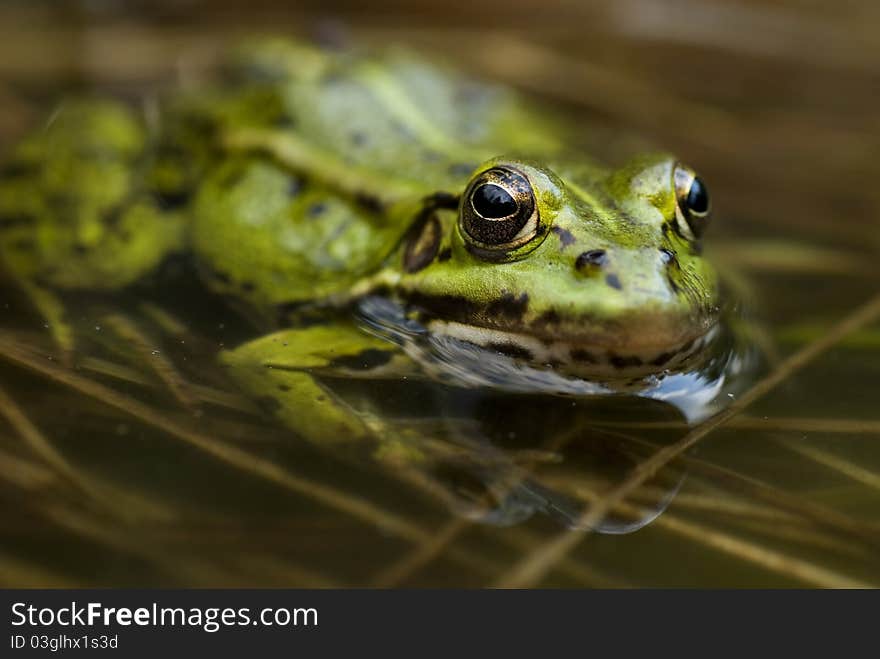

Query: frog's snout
[572,245,684,305]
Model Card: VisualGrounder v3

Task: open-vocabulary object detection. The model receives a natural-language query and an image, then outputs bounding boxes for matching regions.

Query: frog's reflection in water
[433,390,690,533]
[312,295,758,533]
[321,370,691,534]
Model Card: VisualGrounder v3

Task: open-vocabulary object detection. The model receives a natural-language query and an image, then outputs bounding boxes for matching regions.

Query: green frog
[0,38,744,525]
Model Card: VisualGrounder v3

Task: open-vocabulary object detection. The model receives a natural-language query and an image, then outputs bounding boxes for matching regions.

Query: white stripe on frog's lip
[355,295,718,399]
[356,296,750,424]
[423,318,716,379]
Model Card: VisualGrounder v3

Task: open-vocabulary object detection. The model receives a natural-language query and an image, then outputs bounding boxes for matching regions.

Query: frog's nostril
[575,249,607,271]
[605,273,623,290]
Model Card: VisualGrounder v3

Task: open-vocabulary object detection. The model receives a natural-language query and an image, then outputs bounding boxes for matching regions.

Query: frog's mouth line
[423,318,716,378]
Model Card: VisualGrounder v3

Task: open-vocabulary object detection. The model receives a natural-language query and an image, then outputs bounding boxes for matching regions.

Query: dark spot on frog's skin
[103,205,124,227]
[437,247,452,262]
[157,142,188,160]
[575,250,607,271]
[610,354,643,369]
[551,226,576,249]
[0,161,39,179]
[570,348,598,364]
[273,114,297,128]
[211,270,232,285]
[330,348,393,371]
[354,191,384,214]
[287,177,303,197]
[651,351,676,367]
[486,292,529,321]
[406,293,481,322]
[535,309,561,328]
[350,131,368,147]
[155,190,192,212]
[241,281,256,293]
[392,121,416,141]
[277,384,291,392]
[220,168,244,189]
[605,273,623,290]
[182,114,217,138]
[448,162,475,178]
[423,192,460,210]
[422,150,442,163]
[403,213,441,273]
[10,238,34,251]
[274,305,329,329]
[274,300,303,324]
[307,202,327,218]
[0,213,35,228]
[74,244,89,255]
[488,342,533,361]
[255,395,282,414]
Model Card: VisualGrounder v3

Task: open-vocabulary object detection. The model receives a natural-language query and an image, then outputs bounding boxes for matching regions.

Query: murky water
[0,0,879,587]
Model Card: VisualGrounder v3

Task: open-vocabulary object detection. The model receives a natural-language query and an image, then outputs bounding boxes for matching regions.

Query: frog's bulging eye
[472,184,517,219]
[460,167,538,253]
[686,177,709,215]
[673,164,711,240]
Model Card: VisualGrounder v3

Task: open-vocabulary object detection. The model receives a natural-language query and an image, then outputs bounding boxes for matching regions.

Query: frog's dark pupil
[472,183,517,219]
[687,177,709,215]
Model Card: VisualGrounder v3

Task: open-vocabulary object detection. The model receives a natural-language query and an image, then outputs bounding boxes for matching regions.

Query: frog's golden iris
[460,166,539,252]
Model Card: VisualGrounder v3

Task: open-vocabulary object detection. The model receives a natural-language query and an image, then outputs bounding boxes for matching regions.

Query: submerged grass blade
[0,332,512,583]
[102,312,199,410]
[625,499,873,587]
[776,438,880,492]
[0,333,426,540]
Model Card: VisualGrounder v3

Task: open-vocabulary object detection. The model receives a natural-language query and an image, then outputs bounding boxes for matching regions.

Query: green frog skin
[0,40,736,522]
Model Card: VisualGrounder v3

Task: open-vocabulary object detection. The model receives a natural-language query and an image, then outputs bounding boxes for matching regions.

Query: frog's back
[0,38,590,329]
[227,39,565,189]
[188,39,570,318]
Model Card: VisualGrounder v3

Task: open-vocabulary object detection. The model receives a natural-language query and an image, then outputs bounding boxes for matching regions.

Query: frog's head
[394,154,720,376]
